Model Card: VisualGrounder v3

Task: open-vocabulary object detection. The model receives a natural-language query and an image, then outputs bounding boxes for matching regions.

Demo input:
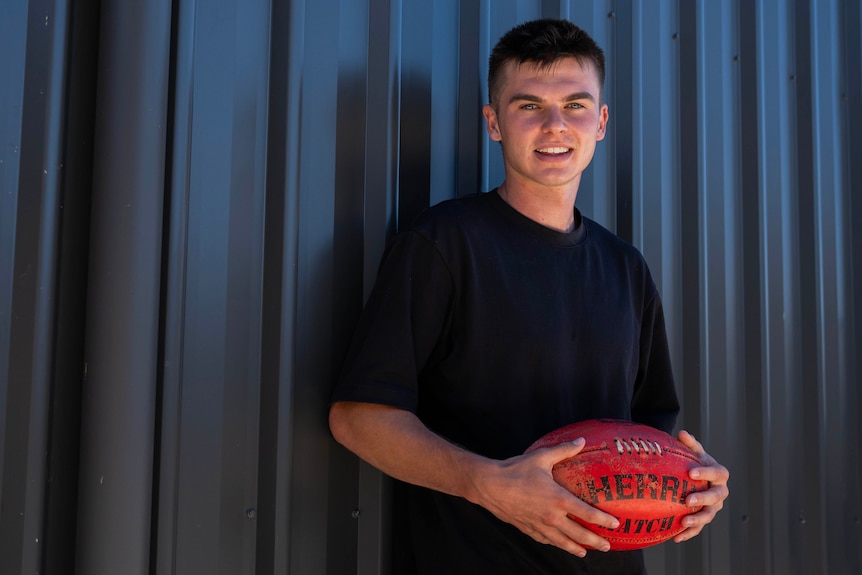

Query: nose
[542,107,568,133]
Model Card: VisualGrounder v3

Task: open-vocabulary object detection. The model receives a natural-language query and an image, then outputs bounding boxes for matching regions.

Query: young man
[329,19,729,574]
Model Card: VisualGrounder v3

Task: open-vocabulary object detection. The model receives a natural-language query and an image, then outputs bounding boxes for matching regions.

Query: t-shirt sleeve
[630,285,680,435]
[330,229,454,412]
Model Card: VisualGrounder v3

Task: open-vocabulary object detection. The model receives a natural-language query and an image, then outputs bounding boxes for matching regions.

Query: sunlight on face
[483,58,609,194]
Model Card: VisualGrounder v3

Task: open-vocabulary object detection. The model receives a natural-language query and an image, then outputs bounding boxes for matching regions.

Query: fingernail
[610,519,620,529]
[690,469,701,478]
[572,437,585,445]
[600,543,611,552]
[688,495,699,506]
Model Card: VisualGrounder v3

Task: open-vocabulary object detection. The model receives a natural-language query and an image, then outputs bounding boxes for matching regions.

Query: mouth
[535,146,573,156]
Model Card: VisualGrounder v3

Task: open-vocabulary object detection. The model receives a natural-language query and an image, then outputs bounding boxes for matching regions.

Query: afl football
[525,419,708,551]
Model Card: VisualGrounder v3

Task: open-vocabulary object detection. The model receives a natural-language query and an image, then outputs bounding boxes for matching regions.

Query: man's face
[483,57,608,194]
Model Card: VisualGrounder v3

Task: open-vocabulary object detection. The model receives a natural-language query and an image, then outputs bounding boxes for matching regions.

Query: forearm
[329,400,622,556]
[328,401,490,502]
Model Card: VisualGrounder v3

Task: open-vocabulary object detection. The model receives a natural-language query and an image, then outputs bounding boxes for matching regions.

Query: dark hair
[487,19,606,107]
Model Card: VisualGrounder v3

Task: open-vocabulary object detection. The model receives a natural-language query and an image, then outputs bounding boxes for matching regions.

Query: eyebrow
[508,91,597,105]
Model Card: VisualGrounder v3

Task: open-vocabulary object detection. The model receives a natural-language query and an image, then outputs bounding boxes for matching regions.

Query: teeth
[537,147,570,154]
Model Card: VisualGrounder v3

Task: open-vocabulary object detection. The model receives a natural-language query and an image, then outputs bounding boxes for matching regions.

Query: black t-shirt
[333,189,680,574]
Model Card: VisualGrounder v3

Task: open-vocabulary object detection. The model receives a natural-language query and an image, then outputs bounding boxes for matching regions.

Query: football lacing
[614,438,663,456]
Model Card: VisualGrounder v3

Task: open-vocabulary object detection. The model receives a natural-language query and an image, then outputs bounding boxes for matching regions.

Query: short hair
[487,19,606,107]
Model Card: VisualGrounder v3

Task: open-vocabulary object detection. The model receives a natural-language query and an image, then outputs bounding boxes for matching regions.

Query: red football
[525,419,708,551]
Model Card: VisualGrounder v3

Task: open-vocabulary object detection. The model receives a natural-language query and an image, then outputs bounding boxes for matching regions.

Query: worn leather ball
[525,419,709,551]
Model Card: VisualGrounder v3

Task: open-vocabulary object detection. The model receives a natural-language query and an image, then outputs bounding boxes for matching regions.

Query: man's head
[488,19,606,109]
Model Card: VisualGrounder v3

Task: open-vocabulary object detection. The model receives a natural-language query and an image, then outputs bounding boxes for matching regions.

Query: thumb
[532,437,586,467]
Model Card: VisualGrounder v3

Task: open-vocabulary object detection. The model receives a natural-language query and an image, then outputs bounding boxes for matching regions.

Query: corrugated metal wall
[1,0,860,574]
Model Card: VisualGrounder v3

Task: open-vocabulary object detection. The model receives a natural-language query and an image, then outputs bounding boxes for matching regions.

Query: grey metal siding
[0,0,859,574]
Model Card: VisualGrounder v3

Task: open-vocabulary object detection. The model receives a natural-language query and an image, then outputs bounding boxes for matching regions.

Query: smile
[536,147,572,156]
[535,147,572,155]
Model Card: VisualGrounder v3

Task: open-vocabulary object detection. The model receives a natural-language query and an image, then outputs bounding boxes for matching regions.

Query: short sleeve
[331,230,455,412]
[630,286,680,434]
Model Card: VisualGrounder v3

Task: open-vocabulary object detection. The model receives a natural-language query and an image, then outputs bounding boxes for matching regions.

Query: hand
[673,430,730,543]
[468,438,620,558]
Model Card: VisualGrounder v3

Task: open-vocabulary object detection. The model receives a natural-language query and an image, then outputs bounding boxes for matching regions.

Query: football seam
[573,445,700,463]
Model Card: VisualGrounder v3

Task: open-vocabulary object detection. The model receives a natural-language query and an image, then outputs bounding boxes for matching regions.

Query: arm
[329,401,620,557]
[673,430,730,542]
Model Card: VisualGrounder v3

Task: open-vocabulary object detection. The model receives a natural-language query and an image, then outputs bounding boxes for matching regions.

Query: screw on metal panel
[672,33,679,40]
[607,11,615,19]
[741,514,749,523]
[351,509,361,519]
[733,55,740,62]
[799,514,806,524]
[246,508,256,519]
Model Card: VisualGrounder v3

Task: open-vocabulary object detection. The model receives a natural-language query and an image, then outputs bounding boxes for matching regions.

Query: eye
[520,103,540,110]
[566,102,585,109]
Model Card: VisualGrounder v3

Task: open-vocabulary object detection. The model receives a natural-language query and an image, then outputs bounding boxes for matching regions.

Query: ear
[596,104,609,141]
[483,104,502,142]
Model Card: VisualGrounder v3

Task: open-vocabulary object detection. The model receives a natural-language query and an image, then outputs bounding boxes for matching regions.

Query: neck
[497,180,579,233]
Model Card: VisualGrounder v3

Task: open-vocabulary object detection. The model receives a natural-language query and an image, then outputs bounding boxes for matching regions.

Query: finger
[540,525,598,558]
[524,443,621,534]
[673,524,705,543]
[525,438,587,472]
[550,513,614,555]
[542,437,586,461]
[685,483,729,508]
[677,431,713,476]
[678,430,729,484]
[565,495,621,531]
[690,463,729,484]
[523,498,613,557]
[677,429,705,455]
[678,430,718,470]
[682,503,720,527]
[562,522,613,555]
[674,501,721,542]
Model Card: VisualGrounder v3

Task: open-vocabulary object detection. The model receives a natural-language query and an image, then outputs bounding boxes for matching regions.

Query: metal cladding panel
[0,1,860,574]
[152,1,271,574]
[0,0,96,573]
[75,0,174,570]
[0,2,62,572]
